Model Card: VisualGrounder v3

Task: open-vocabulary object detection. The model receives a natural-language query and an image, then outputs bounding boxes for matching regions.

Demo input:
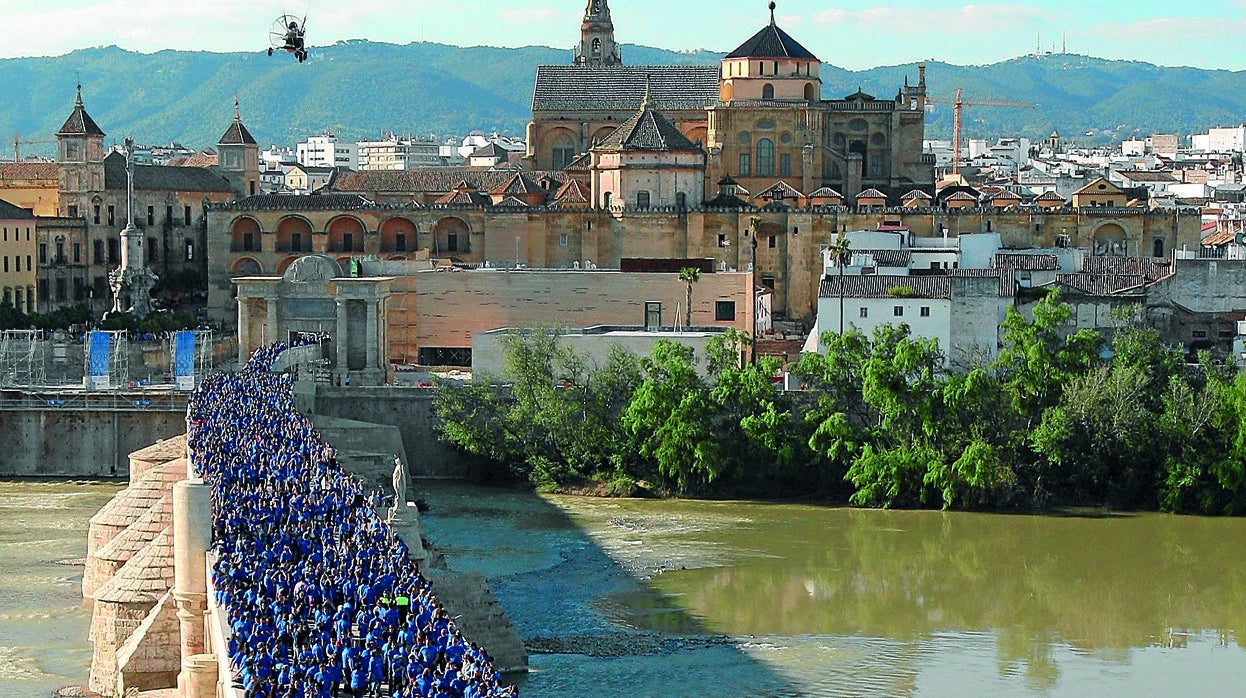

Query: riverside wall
[0,394,188,477]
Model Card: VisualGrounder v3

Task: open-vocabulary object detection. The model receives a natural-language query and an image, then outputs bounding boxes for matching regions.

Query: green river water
[4,479,1245,697]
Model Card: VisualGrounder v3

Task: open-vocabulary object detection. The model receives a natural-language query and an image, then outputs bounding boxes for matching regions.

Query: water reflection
[575,501,1246,690]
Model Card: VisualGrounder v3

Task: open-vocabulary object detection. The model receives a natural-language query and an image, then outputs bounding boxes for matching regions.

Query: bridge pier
[173,479,213,695]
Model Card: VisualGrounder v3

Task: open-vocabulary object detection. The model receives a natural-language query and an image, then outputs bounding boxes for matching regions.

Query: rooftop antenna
[1062,33,1067,54]
[769,1,776,26]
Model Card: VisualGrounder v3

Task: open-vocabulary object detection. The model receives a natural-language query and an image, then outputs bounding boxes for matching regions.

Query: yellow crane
[926,89,1035,174]
[12,132,57,161]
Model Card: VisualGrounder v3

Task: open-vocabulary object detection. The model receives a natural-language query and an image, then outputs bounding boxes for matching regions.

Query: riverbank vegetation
[434,291,1246,515]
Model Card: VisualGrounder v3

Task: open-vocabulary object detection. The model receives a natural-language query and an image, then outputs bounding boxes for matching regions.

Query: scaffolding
[162,330,215,389]
[0,330,46,387]
[83,331,130,390]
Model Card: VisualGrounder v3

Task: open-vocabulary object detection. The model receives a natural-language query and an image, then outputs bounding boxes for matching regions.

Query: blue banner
[88,332,111,377]
[174,331,196,390]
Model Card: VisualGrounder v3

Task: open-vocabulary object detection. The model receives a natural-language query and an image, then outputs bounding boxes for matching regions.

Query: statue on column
[106,136,159,319]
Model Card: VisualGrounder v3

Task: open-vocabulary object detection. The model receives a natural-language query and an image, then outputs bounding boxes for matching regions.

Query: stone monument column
[173,479,213,694]
[365,299,378,370]
[334,298,348,379]
[237,298,252,364]
[265,293,280,346]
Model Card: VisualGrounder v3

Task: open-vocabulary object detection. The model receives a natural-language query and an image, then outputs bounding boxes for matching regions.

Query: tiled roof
[994,253,1059,271]
[1080,255,1172,278]
[856,249,911,267]
[1117,170,1177,183]
[726,18,818,60]
[331,168,569,195]
[1072,177,1123,196]
[991,190,1022,201]
[434,188,492,206]
[0,162,57,181]
[563,152,592,172]
[57,88,105,137]
[901,189,932,201]
[1202,228,1237,247]
[820,274,951,299]
[103,151,233,193]
[949,268,1016,297]
[489,172,545,196]
[857,188,887,200]
[554,178,590,204]
[755,181,803,199]
[230,193,375,211]
[704,192,750,208]
[0,199,35,219]
[532,65,720,112]
[808,187,843,199]
[944,191,978,202]
[596,105,700,152]
[170,150,219,168]
[1036,190,1066,201]
[1056,273,1148,296]
[218,109,257,146]
[470,143,508,159]
[494,196,530,208]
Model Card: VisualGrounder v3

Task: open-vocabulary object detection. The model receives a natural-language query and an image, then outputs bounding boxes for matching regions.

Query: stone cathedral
[525,0,935,202]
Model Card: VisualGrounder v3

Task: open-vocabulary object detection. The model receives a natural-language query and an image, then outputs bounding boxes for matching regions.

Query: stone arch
[327,216,366,253]
[387,255,408,261]
[432,217,470,254]
[762,83,775,100]
[276,216,313,253]
[590,126,617,146]
[230,216,262,253]
[380,217,417,253]
[276,256,300,275]
[1092,222,1129,257]
[804,82,816,100]
[547,126,579,171]
[721,82,734,102]
[1153,237,1166,259]
[684,126,708,146]
[849,141,867,178]
[231,256,263,277]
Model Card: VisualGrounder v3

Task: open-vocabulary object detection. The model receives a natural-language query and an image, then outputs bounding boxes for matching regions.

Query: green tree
[825,235,852,334]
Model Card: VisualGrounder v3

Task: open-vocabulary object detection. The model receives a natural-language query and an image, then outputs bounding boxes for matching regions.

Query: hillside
[3,42,1244,155]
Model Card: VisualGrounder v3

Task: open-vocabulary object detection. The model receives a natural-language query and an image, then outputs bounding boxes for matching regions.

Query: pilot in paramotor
[268,14,308,63]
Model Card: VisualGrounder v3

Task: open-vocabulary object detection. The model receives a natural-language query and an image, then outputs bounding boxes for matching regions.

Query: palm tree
[679,267,700,329]
[826,236,852,334]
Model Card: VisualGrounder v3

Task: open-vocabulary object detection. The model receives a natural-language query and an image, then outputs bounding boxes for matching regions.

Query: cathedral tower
[217,98,259,199]
[56,84,106,213]
[574,0,621,66]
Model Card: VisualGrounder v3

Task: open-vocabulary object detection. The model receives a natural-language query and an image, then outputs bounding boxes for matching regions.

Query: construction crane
[12,132,57,162]
[927,89,1035,174]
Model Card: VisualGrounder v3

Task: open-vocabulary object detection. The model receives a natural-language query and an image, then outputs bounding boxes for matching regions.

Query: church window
[592,38,601,58]
[871,133,886,146]
[94,240,103,264]
[65,142,79,160]
[738,153,751,176]
[833,133,847,148]
[68,204,78,218]
[739,132,751,145]
[780,153,792,177]
[773,61,779,75]
[762,83,775,100]
[756,119,775,130]
[757,139,775,177]
[185,206,192,225]
[147,206,154,226]
[39,244,46,265]
[108,206,115,226]
[805,83,816,100]
[850,119,868,132]
[780,132,792,144]
[93,205,100,224]
[1153,238,1165,258]
[552,137,577,170]
[869,154,884,178]
[636,191,650,208]
[185,239,195,261]
[73,243,80,263]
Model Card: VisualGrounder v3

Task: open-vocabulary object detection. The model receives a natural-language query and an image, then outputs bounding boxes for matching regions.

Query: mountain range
[3,41,1245,157]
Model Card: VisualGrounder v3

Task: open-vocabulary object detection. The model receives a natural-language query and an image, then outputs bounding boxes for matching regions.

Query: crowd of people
[188,341,516,697]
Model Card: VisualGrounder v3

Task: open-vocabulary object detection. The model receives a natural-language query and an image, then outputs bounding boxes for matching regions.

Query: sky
[1,0,1245,71]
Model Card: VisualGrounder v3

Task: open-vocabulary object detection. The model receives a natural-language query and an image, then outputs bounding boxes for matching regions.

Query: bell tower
[574,0,621,66]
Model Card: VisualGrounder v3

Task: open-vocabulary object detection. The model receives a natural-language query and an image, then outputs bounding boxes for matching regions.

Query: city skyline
[1,0,1245,71]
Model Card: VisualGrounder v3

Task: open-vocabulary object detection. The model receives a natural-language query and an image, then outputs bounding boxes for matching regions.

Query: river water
[0,479,121,698]
[5,479,1244,697]
[419,482,1246,697]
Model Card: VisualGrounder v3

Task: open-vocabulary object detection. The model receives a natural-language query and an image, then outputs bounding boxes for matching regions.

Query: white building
[297,134,358,170]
